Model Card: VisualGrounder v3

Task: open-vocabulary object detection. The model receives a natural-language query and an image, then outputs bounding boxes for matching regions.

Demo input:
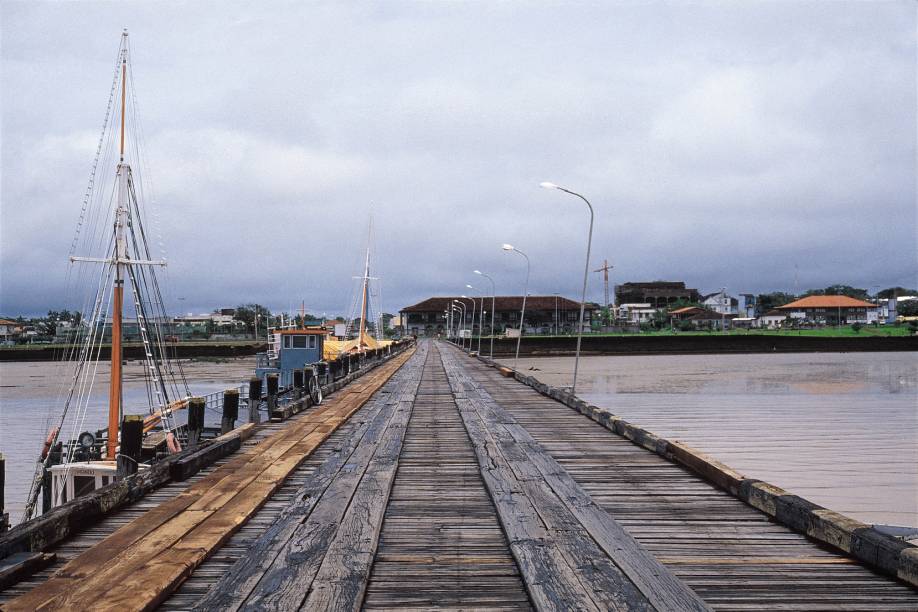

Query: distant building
[668,306,707,322]
[0,318,22,343]
[684,309,735,330]
[615,282,701,309]
[757,309,788,329]
[738,294,757,318]
[617,303,656,324]
[400,296,594,337]
[701,290,739,315]
[777,295,877,325]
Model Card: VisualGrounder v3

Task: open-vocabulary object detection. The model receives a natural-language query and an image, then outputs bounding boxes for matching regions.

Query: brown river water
[1,352,915,530]
[0,357,255,526]
[501,351,918,529]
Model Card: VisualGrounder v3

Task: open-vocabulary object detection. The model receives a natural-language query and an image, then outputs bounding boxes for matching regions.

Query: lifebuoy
[41,426,59,460]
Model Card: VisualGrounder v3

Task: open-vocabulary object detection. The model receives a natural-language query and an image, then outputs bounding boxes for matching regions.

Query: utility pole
[593,259,613,326]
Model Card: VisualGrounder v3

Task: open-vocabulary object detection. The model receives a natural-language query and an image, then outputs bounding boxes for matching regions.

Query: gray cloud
[2,1,915,318]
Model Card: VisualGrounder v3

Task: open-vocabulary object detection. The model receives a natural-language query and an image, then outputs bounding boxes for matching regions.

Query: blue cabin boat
[255,327,327,387]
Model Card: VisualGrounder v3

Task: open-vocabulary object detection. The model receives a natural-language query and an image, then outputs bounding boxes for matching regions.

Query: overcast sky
[1,1,915,317]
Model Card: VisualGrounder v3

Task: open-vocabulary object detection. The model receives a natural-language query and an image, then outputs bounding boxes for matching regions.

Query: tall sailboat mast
[357,244,370,349]
[106,38,129,459]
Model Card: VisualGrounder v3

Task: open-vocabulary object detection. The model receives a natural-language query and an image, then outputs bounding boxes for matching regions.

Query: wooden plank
[457,347,918,609]
[169,435,242,481]
[2,348,415,612]
[363,346,531,610]
[194,346,425,610]
[440,345,710,611]
[0,552,55,591]
[242,357,423,610]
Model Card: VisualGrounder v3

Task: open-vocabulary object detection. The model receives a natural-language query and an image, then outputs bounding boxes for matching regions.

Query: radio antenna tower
[593,259,614,325]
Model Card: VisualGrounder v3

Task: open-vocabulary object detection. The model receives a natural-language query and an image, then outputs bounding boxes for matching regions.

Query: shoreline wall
[0,342,268,362]
[478,334,918,356]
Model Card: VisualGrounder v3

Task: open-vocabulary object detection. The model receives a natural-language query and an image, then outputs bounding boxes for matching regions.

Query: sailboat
[328,218,388,355]
[22,31,191,520]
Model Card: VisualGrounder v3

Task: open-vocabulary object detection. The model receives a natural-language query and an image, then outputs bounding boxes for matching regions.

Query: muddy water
[0,357,255,526]
[504,352,918,528]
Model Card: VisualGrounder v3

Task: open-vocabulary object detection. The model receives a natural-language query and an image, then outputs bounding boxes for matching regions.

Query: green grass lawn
[475,325,915,339]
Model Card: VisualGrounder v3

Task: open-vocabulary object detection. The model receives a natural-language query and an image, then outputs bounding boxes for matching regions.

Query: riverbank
[473,333,918,356]
[0,341,267,362]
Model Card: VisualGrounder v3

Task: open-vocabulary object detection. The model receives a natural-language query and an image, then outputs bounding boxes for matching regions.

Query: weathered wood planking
[453,345,918,610]
[440,345,709,612]
[194,343,426,611]
[1,348,415,612]
[363,346,532,610]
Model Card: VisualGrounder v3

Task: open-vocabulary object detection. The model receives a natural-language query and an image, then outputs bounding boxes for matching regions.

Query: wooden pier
[2,340,917,610]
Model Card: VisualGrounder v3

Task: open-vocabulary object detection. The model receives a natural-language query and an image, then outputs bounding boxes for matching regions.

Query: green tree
[756,292,796,313]
[878,287,917,299]
[805,285,869,300]
[898,301,918,317]
[234,304,272,336]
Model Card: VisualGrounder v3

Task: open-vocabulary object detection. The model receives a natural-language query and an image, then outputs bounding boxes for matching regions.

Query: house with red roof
[777,295,877,325]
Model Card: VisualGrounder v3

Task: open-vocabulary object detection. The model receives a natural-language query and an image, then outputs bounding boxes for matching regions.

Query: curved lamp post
[502,243,530,371]
[453,300,467,349]
[467,284,485,354]
[474,270,496,358]
[540,182,594,396]
[461,294,475,353]
[450,305,461,345]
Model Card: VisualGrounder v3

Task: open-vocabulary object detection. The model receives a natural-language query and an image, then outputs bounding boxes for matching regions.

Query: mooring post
[187,397,206,447]
[0,452,7,533]
[293,369,305,401]
[221,389,239,434]
[248,377,262,424]
[266,373,279,415]
[117,414,144,479]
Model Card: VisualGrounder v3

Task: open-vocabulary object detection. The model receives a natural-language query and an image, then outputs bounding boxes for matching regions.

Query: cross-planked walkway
[448,343,918,610]
[3,339,916,611]
[363,345,531,609]
[1,349,414,612]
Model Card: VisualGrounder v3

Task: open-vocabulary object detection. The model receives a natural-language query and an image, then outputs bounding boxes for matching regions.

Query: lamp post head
[461,295,467,299]
[473,270,482,275]
[540,181,560,190]
[466,284,474,289]
[502,243,514,251]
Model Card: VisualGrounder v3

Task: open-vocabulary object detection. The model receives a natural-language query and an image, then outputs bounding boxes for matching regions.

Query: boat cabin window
[74,475,96,498]
[282,334,318,349]
[292,335,309,349]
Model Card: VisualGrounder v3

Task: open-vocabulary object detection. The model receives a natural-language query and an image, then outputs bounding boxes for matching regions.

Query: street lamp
[467,284,484,354]
[450,305,460,344]
[540,181,594,396]
[461,294,475,353]
[721,287,727,335]
[453,299,467,349]
[474,270,497,358]
[502,243,530,371]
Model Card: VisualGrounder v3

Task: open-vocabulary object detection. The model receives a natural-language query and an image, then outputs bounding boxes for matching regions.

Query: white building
[617,303,657,324]
[701,290,738,315]
[756,310,788,329]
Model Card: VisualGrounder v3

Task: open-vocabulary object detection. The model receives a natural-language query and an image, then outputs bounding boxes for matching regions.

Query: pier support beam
[0,453,7,533]
[248,377,262,424]
[266,373,279,415]
[221,389,239,435]
[117,415,144,479]
[187,397,205,448]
